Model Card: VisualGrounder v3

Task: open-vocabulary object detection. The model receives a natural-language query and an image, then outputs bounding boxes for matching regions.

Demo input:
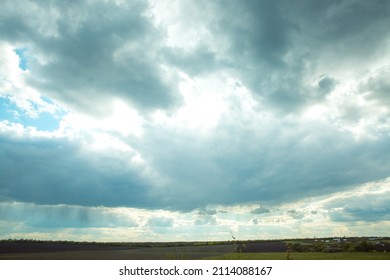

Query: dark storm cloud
[1,0,390,215]
[0,134,156,208]
[213,0,294,67]
[197,209,218,216]
[328,194,390,222]
[361,69,390,106]
[333,207,390,222]
[199,0,307,111]
[2,0,389,114]
[0,0,180,113]
[251,206,270,215]
[317,75,337,95]
[193,0,390,111]
[296,0,390,51]
[2,118,389,212]
[136,119,390,210]
[209,0,298,101]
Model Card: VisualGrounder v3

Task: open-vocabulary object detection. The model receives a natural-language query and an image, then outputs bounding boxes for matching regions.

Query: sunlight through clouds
[0,0,389,241]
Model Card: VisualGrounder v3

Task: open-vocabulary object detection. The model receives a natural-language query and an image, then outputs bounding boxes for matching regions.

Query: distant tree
[287,242,303,252]
[313,242,325,252]
[354,240,375,252]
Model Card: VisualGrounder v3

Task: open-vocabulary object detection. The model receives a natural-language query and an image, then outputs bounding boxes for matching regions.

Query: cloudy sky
[1,0,389,242]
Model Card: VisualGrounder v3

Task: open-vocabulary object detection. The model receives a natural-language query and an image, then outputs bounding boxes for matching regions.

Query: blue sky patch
[13,47,28,70]
[0,96,63,131]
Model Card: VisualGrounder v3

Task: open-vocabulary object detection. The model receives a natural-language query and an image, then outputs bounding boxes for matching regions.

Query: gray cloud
[0,0,180,114]
[296,0,390,52]
[194,208,217,225]
[327,191,390,222]
[209,0,301,110]
[2,0,389,116]
[197,209,218,216]
[2,102,390,213]
[317,75,337,95]
[135,116,390,210]
[174,0,390,112]
[0,202,137,228]
[251,207,270,215]
[287,210,304,220]
[361,69,390,106]
[215,0,294,67]
[336,207,390,222]
[0,134,157,208]
[1,0,390,218]
[34,125,390,213]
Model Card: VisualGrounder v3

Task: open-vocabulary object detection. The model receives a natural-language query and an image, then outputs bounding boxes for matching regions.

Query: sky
[0,0,389,242]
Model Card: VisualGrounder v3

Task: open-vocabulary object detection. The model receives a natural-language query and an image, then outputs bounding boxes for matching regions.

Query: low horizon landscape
[1,0,389,246]
[1,236,389,260]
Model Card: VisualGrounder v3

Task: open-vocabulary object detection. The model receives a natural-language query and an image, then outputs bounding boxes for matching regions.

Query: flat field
[0,242,235,260]
[1,239,389,260]
[203,252,390,260]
